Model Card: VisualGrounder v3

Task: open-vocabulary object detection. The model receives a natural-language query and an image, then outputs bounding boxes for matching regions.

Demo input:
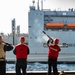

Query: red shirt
[48,44,60,59]
[16,44,29,59]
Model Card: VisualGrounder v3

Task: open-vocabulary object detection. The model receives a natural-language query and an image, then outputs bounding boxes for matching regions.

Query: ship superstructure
[28,1,75,62]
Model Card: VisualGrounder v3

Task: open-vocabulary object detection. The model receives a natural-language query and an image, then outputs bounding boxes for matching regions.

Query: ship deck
[6,71,75,75]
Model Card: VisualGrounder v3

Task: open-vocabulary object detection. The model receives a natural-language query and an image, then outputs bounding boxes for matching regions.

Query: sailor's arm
[47,38,53,47]
[3,41,13,51]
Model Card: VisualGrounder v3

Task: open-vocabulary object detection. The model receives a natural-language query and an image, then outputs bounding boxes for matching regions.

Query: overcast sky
[0,0,75,34]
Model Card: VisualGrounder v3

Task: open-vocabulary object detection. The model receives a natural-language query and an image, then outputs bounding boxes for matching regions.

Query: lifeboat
[67,23,75,28]
[45,22,64,28]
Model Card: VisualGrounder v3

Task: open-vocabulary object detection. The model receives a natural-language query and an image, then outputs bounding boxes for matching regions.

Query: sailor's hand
[47,39,50,47]
[2,41,6,44]
[48,38,50,41]
[48,38,54,44]
[2,41,11,45]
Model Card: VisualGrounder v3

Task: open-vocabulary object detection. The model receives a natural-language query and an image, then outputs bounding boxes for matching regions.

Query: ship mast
[32,0,35,6]
[37,0,39,10]
[41,0,43,10]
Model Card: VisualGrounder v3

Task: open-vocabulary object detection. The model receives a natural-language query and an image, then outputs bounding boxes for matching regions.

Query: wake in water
[6,62,75,71]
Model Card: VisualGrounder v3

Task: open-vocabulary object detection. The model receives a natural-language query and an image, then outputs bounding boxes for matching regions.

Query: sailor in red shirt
[47,38,61,75]
[13,36,29,75]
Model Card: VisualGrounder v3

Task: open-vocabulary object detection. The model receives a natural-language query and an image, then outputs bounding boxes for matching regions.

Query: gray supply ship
[28,0,75,62]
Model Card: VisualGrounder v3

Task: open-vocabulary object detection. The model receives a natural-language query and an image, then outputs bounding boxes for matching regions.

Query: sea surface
[6,62,75,71]
[6,49,75,71]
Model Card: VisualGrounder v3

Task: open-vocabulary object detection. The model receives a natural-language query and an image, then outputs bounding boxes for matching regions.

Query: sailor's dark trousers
[48,58,58,75]
[16,59,27,75]
[0,60,6,75]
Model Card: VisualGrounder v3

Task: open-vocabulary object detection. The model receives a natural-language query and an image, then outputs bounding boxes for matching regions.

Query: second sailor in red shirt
[13,36,29,75]
[47,38,61,75]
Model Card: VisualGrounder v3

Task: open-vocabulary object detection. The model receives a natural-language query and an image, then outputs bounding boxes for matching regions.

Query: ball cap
[54,38,59,43]
[20,36,25,41]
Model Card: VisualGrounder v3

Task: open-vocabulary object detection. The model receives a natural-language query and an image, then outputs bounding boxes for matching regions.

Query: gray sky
[0,0,75,34]
[43,0,75,10]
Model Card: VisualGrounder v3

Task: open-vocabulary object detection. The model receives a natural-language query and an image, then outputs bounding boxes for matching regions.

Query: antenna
[37,0,39,10]
[32,0,35,6]
[41,0,43,10]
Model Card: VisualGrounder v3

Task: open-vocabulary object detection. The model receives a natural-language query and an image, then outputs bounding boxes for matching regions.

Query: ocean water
[6,50,75,71]
[6,62,75,71]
